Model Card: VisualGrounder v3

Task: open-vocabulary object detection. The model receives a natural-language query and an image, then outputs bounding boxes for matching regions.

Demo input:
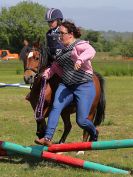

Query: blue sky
[1,0,133,32]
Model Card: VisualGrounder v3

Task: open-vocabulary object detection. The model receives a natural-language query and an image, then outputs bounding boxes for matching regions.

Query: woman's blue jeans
[44,81,96,140]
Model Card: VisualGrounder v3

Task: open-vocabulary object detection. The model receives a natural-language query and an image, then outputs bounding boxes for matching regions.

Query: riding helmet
[45,8,63,22]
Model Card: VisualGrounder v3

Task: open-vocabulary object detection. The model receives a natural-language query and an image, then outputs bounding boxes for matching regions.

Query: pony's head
[24,40,47,84]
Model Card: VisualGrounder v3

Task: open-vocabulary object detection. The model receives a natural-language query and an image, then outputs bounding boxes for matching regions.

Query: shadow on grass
[0,155,132,174]
[0,155,70,169]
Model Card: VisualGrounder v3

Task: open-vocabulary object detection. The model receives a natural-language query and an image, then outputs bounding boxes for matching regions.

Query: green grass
[1,57,133,77]
[0,60,23,82]
[0,60,133,177]
[93,60,133,76]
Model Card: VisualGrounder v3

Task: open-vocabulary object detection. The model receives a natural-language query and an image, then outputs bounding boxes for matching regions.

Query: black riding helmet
[45,8,63,22]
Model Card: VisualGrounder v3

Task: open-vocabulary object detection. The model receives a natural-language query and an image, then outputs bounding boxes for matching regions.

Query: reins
[34,77,46,121]
[25,46,48,120]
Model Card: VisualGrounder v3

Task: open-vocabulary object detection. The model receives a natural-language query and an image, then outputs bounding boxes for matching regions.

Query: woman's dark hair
[61,20,81,38]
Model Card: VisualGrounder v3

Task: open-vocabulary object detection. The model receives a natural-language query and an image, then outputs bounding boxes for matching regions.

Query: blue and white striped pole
[0,82,30,88]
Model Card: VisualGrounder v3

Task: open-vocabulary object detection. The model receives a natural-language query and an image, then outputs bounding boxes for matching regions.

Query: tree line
[81,30,133,57]
[0,1,133,57]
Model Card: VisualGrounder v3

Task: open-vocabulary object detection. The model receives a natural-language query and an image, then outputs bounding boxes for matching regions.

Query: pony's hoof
[36,132,44,139]
[76,151,85,155]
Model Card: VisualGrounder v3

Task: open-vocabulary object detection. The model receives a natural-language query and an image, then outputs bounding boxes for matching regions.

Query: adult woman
[35,20,98,146]
[45,8,64,66]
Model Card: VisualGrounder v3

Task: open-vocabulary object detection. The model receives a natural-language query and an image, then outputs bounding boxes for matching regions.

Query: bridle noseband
[24,67,38,74]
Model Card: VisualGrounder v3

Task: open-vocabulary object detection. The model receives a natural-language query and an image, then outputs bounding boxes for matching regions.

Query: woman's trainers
[34,137,52,146]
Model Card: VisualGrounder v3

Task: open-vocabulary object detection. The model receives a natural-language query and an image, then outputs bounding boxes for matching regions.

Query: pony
[23,43,106,144]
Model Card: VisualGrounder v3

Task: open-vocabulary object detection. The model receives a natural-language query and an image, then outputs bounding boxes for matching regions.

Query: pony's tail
[94,72,106,126]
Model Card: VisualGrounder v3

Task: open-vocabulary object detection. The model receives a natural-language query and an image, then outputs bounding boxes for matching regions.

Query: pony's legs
[83,130,89,142]
[59,110,72,144]
[36,119,47,139]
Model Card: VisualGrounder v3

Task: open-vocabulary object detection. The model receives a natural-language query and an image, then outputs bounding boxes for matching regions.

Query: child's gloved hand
[42,71,48,79]
[42,68,50,79]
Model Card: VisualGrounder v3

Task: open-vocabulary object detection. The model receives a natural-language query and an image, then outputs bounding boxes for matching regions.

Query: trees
[81,30,104,51]
[0,1,48,52]
[81,30,114,52]
[0,1,133,57]
[121,41,133,58]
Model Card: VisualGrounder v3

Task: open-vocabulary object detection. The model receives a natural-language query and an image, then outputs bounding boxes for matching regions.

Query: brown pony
[24,44,106,143]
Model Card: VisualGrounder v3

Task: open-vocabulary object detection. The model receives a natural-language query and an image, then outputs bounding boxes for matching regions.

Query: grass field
[0,60,133,177]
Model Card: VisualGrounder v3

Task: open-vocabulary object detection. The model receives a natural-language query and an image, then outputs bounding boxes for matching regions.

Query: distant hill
[101,31,133,41]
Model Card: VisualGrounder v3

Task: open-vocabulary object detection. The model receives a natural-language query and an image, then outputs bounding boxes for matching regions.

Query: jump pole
[0,141,130,174]
[1,139,133,154]
[47,139,133,152]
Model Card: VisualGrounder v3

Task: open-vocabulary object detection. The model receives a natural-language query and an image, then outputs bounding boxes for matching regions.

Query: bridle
[24,48,42,74]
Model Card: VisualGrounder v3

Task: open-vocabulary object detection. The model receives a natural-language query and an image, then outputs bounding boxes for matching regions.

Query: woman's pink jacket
[44,40,96,79]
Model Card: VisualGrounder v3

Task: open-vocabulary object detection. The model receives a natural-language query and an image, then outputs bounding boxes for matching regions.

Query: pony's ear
[33,37,40,49]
